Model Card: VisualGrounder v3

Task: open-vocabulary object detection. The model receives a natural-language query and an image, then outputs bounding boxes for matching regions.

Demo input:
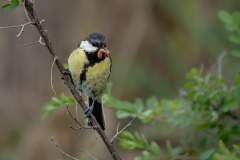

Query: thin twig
[217,51,227,79]
[51,57,57,96]
[18,36,45,46]
[66,104,96,130]
[81,149,98,160]
[171,153,189,160]
[0,22,35,37]
[111,115,137,144]
[66,103,82,127]
[51,137,79,160]
[76,128,85,138]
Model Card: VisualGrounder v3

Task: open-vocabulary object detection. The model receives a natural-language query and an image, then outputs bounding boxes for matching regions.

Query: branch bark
[21,1,121,159]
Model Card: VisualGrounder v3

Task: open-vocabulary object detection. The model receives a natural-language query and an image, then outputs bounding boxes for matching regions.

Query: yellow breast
[68,48,87,85]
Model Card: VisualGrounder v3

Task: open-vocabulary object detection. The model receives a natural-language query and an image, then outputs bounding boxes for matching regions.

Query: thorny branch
[111,115,138,144]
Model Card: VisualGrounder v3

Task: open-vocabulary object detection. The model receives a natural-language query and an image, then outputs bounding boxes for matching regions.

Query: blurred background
[1,0,240,160]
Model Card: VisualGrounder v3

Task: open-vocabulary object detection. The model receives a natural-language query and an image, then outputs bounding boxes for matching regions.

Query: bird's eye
[92,43,96,47]
[103,44,106,48]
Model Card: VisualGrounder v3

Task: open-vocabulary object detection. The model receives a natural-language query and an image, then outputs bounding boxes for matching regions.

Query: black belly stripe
[79,51,107,85]
[79,63,89,85]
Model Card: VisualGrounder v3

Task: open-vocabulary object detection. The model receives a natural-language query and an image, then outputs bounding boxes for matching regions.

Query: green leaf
[2,4,12,9]
[184,82,197,90]
[42,93,75,120]
[172,147,183,155]
[186,68,198,79]
[116,110,132,118]
[41,111,52,121]
[151,141,161,155]
[188,90,197,99]
[232,12,240,25]
[134,98,144,113]
[200,149,215,160]
[11,0,19,6]
[180,135,187,146]
[219,140,230,155]
[8,5,17,11]
[142,151,152,160]
[200,137,208,151]
[134,157,143,160]
[218,10,233,24]
[231,50,240,57]
[63,63,69,69]
[166,140,172,155]
[229,35,240,44]
[223,102,238,112]
[233,73,240,86]
[146,96,158,110]
[231,125,240,135]
[107,82,112,95]
[197,95,208,105]
[225,23,238,31]
[233,145,240,153]
[120,131,148,150]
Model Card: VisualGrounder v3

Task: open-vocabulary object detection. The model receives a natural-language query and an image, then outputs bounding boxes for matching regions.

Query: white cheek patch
[79,41,98,52]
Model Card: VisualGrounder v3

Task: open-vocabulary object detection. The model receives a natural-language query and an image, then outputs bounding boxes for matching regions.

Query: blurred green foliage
[218,10,240,57]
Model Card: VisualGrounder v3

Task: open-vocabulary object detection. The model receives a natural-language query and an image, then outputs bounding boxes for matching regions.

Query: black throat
[85,51,106,66]
[79,51,107,87]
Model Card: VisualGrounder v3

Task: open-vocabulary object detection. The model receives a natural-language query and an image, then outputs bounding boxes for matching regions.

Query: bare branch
[51,137,79,160]
[0,22,35,37]
[18,36,45,46]
[67,104,97,130]
[111,115,137,144]
[81,149,98,160]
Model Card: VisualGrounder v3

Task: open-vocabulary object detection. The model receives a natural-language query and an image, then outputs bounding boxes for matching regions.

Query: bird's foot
[84,106,94,119]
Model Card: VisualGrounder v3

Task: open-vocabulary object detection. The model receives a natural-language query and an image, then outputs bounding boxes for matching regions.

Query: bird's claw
[84,106,93,119]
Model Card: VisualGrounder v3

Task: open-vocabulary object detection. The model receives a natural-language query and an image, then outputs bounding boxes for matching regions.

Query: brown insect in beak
[97,49,110,59]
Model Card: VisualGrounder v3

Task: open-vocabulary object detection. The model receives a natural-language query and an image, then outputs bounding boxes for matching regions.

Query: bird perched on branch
[64,32,111,130]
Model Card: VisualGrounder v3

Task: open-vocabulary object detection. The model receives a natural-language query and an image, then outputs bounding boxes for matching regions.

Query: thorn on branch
[111,115,138,144]
[81,149,98,160]
[0,22,35,37]
[51,137,79,160]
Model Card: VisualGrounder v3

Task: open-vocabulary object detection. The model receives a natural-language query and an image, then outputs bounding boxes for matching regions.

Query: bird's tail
[87,97,106,130]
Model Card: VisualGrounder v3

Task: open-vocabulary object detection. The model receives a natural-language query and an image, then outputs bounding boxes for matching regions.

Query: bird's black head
[86,32,106,48]
[78,32,110,60]
[78,32,107,53]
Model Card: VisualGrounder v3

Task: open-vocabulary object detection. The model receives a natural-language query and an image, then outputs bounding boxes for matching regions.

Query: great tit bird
[67,32,111,130]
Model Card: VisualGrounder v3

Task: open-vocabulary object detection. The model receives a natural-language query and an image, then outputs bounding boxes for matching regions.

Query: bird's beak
[98,48,110,59]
